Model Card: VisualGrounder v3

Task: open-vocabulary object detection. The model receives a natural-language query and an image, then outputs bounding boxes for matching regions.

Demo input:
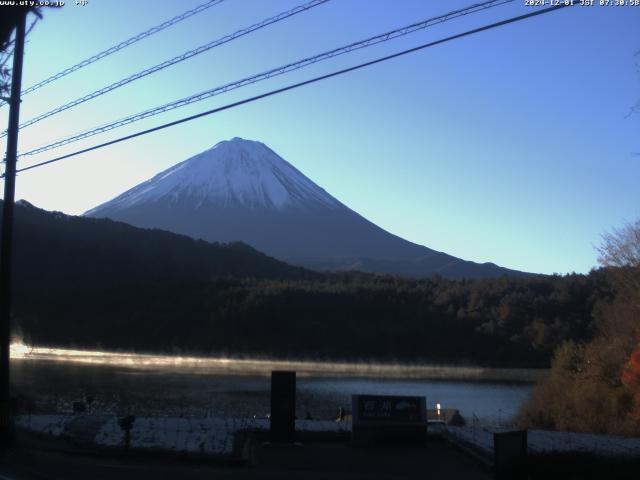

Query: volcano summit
[86,137,525,279]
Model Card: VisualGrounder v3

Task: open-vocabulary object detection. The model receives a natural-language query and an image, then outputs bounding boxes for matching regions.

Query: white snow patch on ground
[94,417,244,455]
[18,414,638,459]
[446,426,640,458]
[15,414,68,437]
[17,414,351,456]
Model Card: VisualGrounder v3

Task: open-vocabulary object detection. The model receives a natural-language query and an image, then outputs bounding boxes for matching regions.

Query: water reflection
[10,342,545,382]
[11,342,536,424]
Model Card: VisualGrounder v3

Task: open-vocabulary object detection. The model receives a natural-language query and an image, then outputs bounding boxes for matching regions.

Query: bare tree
[0,8,41,100]
[631,50,640,118]
[597,218,640,311]
[0,47,14,101]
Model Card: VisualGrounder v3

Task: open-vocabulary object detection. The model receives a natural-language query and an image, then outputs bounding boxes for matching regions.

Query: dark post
[118,415,136,452]
[0,13,27,447]
[494,430,528,479]
[270,370,295,443]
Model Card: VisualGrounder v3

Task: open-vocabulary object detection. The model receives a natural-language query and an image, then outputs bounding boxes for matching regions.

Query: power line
[9,3,573,177]
[18,0,514,156]
[2,0,330,137]
[0,0,226,108]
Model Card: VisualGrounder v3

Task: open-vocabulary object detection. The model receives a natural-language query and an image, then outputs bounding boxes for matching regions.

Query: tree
[517,217,640,435]
[623,345,640,420]
[597,218,640,302]
[631,50,640,119]
[592,219,640,431]
[598,219,640,421]
[0,7,40,100]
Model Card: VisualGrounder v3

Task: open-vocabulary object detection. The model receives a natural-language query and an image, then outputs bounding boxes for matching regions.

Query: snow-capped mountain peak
[86,137,527,279]
[87,137,339,213]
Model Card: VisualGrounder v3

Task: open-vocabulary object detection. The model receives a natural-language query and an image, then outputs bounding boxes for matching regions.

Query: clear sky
[1,0,638,275]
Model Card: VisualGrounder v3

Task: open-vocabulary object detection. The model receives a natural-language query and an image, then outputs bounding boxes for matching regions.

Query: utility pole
[0,12,26,448]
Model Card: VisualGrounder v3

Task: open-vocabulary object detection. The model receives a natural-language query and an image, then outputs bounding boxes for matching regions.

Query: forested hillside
[5,200,316,289]
[5,201,618,368]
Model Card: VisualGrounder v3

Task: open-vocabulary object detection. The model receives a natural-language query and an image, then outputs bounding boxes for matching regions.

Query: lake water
[12,355,534,426]
[300,377,532,424]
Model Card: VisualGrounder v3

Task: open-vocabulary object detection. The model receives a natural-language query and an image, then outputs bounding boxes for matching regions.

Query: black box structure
[494,430,528,479]
[270,370,296,443]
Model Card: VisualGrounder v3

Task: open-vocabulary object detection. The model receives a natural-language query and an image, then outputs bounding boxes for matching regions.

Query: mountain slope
[5,199,316,294]
[87,137,528,279]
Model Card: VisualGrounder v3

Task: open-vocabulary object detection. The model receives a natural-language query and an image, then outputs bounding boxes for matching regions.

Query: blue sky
[1,0,638,275]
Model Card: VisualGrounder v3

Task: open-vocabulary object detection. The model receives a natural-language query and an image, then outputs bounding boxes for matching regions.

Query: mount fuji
[85,137,526,279]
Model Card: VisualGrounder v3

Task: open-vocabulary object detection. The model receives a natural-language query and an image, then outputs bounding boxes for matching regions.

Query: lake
[10,344,538,426]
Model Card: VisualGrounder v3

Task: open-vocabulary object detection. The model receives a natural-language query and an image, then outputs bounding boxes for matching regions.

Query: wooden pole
[0,11,26,448]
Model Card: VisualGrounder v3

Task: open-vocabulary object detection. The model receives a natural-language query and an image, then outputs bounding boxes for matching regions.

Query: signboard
[354,395,425,423]
[352,394,426,446]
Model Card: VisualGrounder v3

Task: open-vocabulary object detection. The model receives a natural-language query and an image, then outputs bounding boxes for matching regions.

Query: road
[0,438,492,479]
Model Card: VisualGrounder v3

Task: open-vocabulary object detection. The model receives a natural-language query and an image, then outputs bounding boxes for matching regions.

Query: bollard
[494,430,527,479]
[270,371,295,443]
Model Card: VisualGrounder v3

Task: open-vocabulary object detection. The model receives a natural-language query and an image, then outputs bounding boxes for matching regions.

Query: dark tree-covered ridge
[6,200,614,368]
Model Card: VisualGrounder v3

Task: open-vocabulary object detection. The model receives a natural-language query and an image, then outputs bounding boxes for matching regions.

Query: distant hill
[1,201,602,367]
[86,137,530,280]
[3,199,316,294]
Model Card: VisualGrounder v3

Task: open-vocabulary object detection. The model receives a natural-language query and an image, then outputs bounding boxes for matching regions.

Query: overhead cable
[10,3,573,176]
[2,0,330,136]
[18,0,514,155]
[0,0,227,108]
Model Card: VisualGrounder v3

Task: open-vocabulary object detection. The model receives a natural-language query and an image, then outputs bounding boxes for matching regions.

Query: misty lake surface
[301,377,532,424]
[12,357,534,425]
